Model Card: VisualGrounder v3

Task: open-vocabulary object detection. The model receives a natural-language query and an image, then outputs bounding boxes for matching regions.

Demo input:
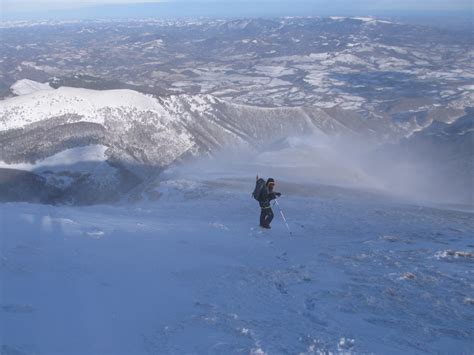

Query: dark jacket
[258,186,278,208]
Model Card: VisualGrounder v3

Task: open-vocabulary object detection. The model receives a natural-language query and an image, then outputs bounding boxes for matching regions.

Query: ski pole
[274,199,292,236]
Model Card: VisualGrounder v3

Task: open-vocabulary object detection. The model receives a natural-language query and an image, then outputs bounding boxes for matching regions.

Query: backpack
[252,178,266,201]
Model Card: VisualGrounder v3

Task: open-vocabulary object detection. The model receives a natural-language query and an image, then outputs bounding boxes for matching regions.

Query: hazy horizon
[2,0,472,27]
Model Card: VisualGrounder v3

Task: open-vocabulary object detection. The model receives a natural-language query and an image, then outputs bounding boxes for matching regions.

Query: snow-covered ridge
[0,83,337,204]
[329,16,393,24]
[0,85,172,130]
[0,83,332,170]
[0,83,317,139]
[10,79,53,96]
[0,82,228,132]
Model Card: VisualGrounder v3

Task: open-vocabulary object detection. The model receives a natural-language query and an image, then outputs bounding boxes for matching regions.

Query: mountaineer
[252,176,281,229]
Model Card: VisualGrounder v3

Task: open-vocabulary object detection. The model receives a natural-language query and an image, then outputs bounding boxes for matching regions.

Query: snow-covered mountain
[0,79,471,205]
[1,18,472,355]
[1,79,472,205]
[0,81,377,204]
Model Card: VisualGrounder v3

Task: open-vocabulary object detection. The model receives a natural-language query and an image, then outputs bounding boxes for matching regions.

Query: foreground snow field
[1,170,473,355]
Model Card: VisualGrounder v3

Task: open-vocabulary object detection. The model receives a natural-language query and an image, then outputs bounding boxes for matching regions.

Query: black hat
[266,178,275,185]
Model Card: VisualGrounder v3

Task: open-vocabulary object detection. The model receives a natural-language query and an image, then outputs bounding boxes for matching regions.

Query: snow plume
[365,114,473,207]
[161,132,376,192]
[164,129,472,208]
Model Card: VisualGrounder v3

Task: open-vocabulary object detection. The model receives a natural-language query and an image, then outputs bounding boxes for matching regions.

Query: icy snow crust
[1,158,473,354]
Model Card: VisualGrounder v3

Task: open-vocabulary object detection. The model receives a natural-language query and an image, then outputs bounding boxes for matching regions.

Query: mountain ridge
[0,80,471,205]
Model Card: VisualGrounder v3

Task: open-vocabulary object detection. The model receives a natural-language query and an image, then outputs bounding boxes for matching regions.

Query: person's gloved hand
[275,192,282,197]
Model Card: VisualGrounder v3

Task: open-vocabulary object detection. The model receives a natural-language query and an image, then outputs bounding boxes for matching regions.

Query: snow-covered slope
[0,84,386,140]
[10,79,53,96]
[1,159,472,354]
[0,84,367,171]
[0,86,170,130]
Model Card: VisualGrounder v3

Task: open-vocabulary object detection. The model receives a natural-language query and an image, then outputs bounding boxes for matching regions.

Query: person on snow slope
[255,176,281,229]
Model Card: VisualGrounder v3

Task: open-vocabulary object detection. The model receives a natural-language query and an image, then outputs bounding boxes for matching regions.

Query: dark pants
[260,207,274,227]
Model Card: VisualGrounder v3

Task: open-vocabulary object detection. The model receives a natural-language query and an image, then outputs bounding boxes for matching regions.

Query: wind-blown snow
[0,145,108,172]
[10,79,53,96]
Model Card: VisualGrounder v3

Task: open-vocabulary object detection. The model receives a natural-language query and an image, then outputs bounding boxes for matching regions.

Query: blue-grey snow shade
[1,0,472,21]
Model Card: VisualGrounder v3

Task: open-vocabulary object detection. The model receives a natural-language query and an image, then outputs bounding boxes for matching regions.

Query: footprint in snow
[276,252,288,261]
[305,297,316,311]
[274,281,288,294]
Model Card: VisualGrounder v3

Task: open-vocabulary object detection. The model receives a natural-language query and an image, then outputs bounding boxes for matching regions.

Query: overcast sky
[2,0,472,18]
